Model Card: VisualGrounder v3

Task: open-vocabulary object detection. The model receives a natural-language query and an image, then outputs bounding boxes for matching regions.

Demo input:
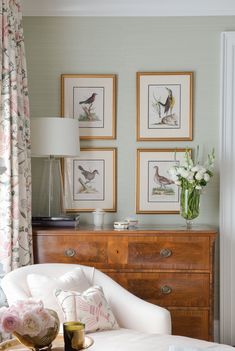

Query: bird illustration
[153,166,174,189]
[158,88,175,116]
[78,165,99,184]
[79,93,97,105]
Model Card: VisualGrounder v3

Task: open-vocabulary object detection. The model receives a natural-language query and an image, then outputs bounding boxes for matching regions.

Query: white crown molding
[220,31,235,346]
[21,0,235,17]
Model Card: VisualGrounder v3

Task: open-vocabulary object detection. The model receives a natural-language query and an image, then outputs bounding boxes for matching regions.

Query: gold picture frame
[136,148,188,214]
[64,148,117,212]
[61,74,116,140]
[137,72,193,141]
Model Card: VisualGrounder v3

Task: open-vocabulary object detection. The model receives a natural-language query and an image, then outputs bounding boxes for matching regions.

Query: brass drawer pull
[64,248,76,257]
[161,285,172,295]
[160,248,172,258]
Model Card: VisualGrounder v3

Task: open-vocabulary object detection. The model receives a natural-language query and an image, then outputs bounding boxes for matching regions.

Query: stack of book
[32,215,80,227]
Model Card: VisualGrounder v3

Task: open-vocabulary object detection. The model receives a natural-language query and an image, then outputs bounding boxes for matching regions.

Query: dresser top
[32,225,217,237]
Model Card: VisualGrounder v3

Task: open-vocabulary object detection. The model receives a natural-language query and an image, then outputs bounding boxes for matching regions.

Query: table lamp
[31,117,80,219]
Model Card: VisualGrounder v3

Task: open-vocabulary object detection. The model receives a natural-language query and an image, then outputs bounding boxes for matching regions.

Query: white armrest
[93,270,172,334]
[1,275,31,304]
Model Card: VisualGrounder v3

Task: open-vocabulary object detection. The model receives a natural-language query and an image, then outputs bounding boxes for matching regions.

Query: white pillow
[27,268,90,322]
[55,285,119,333]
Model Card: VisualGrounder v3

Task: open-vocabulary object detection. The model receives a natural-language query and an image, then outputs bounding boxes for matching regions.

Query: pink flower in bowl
[0,299,59,338]
[1,312,20,333]
[20,312,42,337]
[37,309,55,330]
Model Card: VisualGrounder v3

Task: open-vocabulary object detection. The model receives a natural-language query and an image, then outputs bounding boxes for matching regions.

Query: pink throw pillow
[55,285,119,333]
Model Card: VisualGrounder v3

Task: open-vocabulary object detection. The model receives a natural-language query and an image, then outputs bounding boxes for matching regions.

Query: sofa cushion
[87,329,233,351]
[55,285,119,333]
[27,268,90,321]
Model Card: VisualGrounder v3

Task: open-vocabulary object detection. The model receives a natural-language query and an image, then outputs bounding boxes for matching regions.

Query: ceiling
[21,0,235,16]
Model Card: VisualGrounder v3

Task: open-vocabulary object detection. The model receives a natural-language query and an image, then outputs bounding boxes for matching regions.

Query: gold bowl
[13,309,60,351]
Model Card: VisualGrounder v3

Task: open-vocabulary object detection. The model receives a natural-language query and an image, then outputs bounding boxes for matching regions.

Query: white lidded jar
[93,208,105,227]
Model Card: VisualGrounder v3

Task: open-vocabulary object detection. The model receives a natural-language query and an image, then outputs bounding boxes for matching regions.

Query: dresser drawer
[170,309,210,341]
[34,234,211,270]
[126,236,210,270]
[33,235,108,264]
[107,272,210,307]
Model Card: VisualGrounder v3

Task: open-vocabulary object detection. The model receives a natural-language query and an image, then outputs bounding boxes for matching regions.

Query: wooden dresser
[32,226,216,341]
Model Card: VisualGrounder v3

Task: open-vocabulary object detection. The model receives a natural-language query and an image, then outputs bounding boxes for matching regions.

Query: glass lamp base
[36,157,64,218]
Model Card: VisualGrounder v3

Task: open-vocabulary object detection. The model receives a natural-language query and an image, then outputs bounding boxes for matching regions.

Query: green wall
[23,16,235,226]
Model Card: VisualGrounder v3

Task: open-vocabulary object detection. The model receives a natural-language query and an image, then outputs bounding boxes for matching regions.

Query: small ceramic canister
[93,208,105,227]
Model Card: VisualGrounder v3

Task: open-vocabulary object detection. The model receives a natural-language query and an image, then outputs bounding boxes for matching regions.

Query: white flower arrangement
[168,148,215,191]
[168,148,215,223]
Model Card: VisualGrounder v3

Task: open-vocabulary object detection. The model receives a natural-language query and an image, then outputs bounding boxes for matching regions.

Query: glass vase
[180,186,200,229]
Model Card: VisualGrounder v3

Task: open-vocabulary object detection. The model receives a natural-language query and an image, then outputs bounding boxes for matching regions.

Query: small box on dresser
[32,226,216,341]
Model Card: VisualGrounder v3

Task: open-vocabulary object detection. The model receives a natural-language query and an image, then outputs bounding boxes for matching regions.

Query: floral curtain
[0,0,33,325]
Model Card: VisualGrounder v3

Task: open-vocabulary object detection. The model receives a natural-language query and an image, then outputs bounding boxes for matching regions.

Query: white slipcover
[1,263,234,351]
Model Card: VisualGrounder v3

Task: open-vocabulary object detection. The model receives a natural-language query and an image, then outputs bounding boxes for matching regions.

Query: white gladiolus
[193,165,205,172]
[187,172,194,181]
[191,165,200,172]
[177,167,184,175]
[181,169,189,178]
[196,185,202,190]
[200,167,207,174]
[204,173,210,182]
[195,172,203,181]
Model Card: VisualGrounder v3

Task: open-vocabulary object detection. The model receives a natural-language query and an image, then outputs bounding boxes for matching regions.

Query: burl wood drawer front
[127,236,210,270]
[33,236,108,264]
[170,309,210,341]
[108,272,210,307]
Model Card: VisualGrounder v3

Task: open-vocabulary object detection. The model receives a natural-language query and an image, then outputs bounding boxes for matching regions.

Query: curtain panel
[0,0,33,315]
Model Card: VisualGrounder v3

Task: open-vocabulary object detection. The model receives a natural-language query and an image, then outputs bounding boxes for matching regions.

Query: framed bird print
[136,148,187,213]
[61,74,116,139]
[63,148,117,212]
[136,72,193,141]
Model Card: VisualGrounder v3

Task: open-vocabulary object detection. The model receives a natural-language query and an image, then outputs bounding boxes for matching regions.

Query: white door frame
[220,31,235,345]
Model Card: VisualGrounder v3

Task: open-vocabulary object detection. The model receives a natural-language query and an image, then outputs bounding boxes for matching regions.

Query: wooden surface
[0,335,93,351]
[32,226,216,341]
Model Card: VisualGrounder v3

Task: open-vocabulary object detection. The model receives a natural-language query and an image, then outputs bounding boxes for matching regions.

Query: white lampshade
[31,117,80,157]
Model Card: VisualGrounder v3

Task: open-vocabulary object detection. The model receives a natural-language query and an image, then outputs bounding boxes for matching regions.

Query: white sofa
[1,263,234,351]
